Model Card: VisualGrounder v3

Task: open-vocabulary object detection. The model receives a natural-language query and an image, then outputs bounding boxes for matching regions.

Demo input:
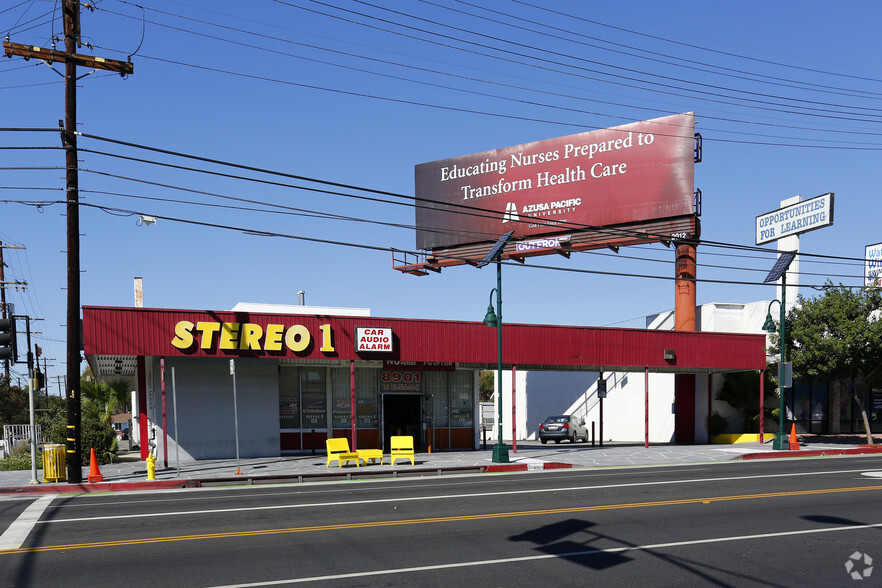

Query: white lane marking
[861,471,882,478]
[210,522,882,586]
[0,494,57,550]
[38,467,881,525]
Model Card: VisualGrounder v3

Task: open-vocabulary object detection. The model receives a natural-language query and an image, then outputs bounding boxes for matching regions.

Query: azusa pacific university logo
[845,551,873,580]
[502,202,519,223]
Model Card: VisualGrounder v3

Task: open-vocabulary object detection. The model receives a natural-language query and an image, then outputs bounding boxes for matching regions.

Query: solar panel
[764,251,797,283]
[476,230,514,268]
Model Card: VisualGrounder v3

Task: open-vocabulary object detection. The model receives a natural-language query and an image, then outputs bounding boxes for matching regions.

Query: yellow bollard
[146,453,156,481]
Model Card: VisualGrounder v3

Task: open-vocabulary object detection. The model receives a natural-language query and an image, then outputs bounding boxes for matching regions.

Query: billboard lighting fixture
[607,245,620,253]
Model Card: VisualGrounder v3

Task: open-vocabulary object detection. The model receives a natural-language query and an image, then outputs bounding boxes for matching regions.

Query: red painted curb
[482,464,528,473]
[739,447,882,460]
[0,479,198,495]
[481,462,573,473]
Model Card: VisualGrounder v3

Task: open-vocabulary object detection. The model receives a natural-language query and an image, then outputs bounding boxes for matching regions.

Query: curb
[482,462,573,473]
[739,447,882,460]
[0,465,492,495]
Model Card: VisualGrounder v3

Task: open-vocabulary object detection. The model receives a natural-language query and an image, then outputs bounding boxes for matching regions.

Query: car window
[545,416,568,423]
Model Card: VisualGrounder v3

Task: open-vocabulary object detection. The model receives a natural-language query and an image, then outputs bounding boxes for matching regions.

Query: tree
[479,371,495,402]
[0,376,29,429]
[80,371,130,464]
[769,282,882,444]
[81,372,132,426]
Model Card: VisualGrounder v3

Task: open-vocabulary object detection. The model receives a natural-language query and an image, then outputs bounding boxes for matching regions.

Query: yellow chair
[325,438,361,468]
[390,435,415,466]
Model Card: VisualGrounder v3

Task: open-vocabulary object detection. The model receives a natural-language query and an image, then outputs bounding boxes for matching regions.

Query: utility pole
[4,1,133,483]
[0,243,27,380]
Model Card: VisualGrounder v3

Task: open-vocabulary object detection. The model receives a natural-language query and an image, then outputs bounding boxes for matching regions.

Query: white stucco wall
[492,300,775,445]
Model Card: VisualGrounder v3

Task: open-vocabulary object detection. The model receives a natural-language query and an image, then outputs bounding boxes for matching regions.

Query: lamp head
[483,304,498,328]
[763,313,777,334]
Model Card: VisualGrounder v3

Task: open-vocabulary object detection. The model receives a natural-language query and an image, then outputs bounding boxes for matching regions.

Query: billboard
[755,192,834,245]
[866,242,882,287]
[414,113,696,251]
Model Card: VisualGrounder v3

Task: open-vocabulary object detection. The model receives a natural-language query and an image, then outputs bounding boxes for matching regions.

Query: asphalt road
[2,455,882,587]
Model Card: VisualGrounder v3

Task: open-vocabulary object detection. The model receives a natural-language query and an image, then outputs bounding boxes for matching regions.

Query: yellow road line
[3,484,881,555]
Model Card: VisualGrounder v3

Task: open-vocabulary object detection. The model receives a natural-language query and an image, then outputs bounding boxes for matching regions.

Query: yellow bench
[357,449,383,465]
[325,438,361,468]
[390,435,415,466]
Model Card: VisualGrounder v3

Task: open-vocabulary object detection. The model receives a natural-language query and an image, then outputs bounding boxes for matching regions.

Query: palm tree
[81,373,131,425]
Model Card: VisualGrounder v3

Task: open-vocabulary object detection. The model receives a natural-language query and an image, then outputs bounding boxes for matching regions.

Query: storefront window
[810,380,828,433]
[279,367,300,429]
[424,372,449,427]
[356,369,379,428]
[872,388,882,433]
[792,381,811,422]
[331,368,351,429]
[449,370,474,428]
[300,367,327,429]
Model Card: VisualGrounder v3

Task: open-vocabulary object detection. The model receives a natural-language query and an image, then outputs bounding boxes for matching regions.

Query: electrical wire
[5,196,865,290]
[78,3,882,149]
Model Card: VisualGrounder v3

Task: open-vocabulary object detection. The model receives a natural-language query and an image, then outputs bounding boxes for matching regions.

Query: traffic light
[34,369,45,390]
[0,317,17,362]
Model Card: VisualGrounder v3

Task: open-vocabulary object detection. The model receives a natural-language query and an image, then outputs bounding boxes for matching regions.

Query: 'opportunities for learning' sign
[755,193,834,245]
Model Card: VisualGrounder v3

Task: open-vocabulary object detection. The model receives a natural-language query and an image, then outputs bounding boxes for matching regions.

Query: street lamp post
[762,251,796,451]
[763,279,790,450]
[476,231,513,464]
[483,262,509,463]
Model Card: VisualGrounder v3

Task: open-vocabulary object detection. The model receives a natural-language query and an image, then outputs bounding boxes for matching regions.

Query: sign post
[230,359,241,475]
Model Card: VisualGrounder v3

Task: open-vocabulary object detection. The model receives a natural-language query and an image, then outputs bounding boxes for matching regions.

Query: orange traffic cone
[789,423,800,450]
[87,448,104,483]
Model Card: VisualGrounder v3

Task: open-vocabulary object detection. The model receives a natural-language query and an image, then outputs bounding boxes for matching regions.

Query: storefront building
[82,304,766,462]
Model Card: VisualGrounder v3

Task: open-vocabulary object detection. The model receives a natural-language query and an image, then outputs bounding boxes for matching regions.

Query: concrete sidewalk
[2,439,880,495]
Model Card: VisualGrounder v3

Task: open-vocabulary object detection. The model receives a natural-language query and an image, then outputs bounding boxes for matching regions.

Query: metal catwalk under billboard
[414,112,696,251]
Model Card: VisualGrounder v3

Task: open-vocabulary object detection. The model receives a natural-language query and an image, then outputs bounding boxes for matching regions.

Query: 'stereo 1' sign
[866,242,882,287]
[414,113,696,251]
[755,193,834,245]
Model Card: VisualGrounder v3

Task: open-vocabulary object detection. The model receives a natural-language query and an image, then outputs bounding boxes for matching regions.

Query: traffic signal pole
[0,243,27,380]
[25,317,38,484]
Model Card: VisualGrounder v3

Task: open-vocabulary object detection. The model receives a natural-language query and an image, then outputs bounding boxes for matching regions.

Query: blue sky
[2,0,880,388]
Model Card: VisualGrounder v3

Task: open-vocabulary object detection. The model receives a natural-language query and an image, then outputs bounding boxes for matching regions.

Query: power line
[66,131,874,268]
[78,3,882,149]
[89,3,882,143]
[9,196,862,290]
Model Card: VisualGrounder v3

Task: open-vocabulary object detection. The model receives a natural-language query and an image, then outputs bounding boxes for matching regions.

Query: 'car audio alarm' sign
[354,327,393,352]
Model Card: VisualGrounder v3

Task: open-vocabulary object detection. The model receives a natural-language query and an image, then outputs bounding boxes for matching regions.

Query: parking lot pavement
[1,439,878,495]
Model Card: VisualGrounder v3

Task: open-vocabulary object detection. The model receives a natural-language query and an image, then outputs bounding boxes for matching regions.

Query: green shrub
[0,439,43,471]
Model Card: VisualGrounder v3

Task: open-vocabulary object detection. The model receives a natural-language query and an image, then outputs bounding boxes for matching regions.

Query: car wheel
[570,433,576,443]
[540,439,547,444]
